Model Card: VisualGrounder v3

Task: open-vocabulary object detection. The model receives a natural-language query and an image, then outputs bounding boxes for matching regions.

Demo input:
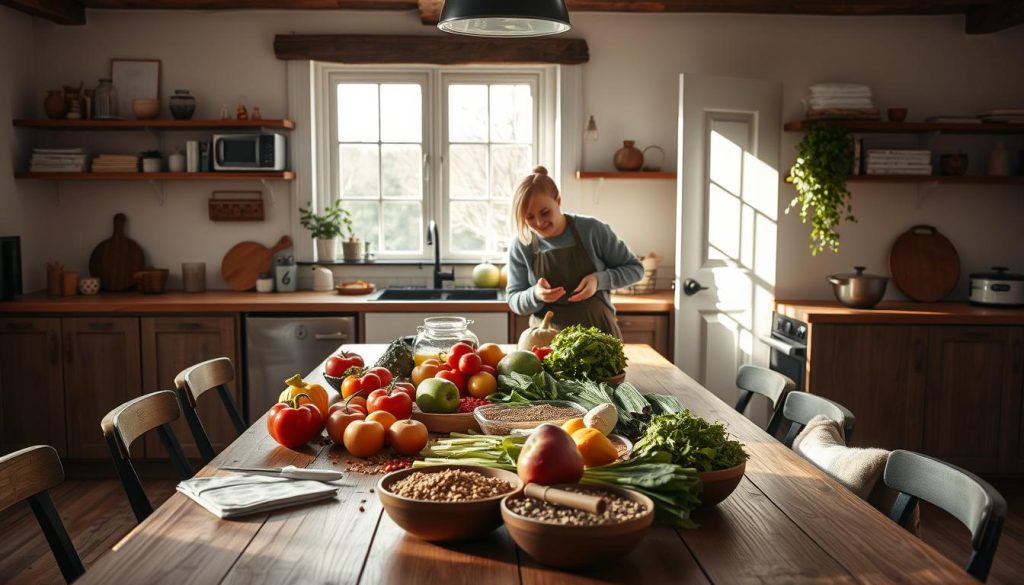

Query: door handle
[683,278,708,296]
[177,322,202,330]
[314,332,349,341]
[49,332,59,365]
[88,322,114,331]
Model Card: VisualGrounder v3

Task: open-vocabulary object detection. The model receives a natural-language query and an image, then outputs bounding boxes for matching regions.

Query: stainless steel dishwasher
[245,315,356,420]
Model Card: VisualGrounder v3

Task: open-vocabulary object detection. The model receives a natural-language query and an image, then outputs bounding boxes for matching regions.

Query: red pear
[517,423,584,485]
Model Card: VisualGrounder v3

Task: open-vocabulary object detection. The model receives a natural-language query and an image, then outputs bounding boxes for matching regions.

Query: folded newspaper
[177,474,338,519]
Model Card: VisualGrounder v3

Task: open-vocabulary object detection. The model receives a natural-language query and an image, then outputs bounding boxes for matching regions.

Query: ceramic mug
[256,277,274,293]
[78,277,101,295]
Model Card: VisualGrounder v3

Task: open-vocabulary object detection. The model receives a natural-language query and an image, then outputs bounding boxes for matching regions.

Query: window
[318,66,552,260]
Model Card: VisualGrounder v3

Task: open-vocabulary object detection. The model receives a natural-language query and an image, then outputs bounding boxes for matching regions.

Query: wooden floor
[1,477,1021,584]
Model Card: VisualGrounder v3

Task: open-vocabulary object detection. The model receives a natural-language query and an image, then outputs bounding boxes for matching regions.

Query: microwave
[213,133,286,171]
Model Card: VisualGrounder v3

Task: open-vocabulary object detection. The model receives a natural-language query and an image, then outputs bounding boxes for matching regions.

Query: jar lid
[829,266,888,282]
[970,266,1024,281]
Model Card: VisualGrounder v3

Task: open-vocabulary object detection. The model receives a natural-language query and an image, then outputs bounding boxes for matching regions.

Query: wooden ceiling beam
[965,0,1024,32]
[563,0,993,16]
[83,1,416,9]
[0,0,85,24]
[417,0,440,24]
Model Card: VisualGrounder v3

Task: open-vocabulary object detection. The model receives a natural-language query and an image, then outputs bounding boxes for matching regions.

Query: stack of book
[29,148,88,172]
[865,149,932,176]
[91,154,139,173]
[978,109,1024,123]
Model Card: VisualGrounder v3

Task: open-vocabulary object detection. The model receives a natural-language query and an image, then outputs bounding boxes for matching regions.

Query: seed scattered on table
[389,469,514,502]
[507,487,646,526]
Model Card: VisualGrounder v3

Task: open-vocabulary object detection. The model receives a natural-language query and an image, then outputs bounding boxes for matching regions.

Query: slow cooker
[969,267,1024,306]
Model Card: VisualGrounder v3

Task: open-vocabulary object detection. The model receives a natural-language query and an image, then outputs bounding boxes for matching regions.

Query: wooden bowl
[697,460,746,507]
[605,371,626,385]
[411,405,481,433]
[335,281,376,295]
[377,464,522,542]
[132,98,161,120]
[132,268,169,294]
[501,483,654,568]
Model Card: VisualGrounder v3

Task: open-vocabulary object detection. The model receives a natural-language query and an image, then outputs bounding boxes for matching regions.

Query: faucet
[427,220,454,289]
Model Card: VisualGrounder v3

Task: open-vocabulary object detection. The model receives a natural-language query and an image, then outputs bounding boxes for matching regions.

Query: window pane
[337,84,378,142]
[381,144,422,199]
[490,84,533,143]
[450,144,488,200]
[449,84,488,143]
[338,145,379,199]
[381,201,422,253]
[340,200,380,251]
[450,200,513,254]
[491,144,531,199]
[381,84,422,143]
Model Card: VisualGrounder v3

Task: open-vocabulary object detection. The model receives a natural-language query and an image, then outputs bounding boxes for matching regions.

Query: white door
[674,74,782,419]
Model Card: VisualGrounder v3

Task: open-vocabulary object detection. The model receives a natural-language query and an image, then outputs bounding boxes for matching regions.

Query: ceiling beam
[0,0,85,24]
[417,0,440,24]
[965,0,1024,32]
[83,1,415,8]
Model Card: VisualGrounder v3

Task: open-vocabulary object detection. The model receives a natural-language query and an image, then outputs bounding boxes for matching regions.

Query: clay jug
[613,140,643,171]
[44,90,66,119]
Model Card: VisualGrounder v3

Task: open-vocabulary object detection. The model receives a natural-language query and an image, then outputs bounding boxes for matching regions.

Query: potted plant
[786,123,855,255]
[299,199,353,262]
[140,150,163,173]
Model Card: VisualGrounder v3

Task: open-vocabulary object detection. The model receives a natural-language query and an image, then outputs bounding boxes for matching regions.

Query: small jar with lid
[412,316,479,365]
[94,78,118,119]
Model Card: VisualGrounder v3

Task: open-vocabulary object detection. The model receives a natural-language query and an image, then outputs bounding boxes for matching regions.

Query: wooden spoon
[524,483,607,515]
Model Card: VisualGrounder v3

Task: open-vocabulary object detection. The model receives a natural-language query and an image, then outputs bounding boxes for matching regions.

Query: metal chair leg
[28,491,85,583]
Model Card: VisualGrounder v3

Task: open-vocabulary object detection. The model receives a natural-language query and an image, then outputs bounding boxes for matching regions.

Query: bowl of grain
[377,464,522,542]
[501,483,654,568]
[474,400,586,435]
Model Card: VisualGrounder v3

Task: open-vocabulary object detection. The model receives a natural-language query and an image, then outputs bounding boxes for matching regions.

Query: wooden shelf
[784,120,1024,134]
[14,171,295,181]
[576,171,676,180]
[785,174,1024,185]
[13,119,295,130]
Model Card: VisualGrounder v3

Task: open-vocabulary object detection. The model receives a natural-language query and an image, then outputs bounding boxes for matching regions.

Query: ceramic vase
[44,90,66,119]
[170,90,196,120]
[316,238,338,262]
[613,140,644,171]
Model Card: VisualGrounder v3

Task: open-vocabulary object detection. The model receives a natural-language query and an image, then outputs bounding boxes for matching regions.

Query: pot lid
[970,266,1024,281]
[828,266,889,282]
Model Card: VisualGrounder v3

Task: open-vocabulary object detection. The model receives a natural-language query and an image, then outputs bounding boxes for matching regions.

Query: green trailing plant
[299,199,354,241]
[786,123,855,255]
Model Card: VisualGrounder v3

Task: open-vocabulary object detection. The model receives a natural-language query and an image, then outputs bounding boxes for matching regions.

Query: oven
[762,312,807,392]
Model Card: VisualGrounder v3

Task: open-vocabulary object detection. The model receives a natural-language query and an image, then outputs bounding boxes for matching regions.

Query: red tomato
[367,388,414,420]
[446,342,475,369]
[341,375,363,398]
[392,382,416,402]
[325,409,365,443]
[267,399,322,448]
[458,352,483,375]
[479,364,497,376]
[359,372,383,393]
[435,369,466,395]
[325,351,364,377]
[367,366,393,386]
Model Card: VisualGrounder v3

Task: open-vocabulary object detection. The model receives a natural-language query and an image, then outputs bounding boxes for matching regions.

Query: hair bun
[532,165,548,176]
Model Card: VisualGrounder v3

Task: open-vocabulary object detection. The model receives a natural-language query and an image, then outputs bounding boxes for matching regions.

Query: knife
[219,465,345,481]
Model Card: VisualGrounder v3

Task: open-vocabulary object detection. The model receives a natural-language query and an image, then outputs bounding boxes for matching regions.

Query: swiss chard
[632,410,748,472]
[543,325,627,381]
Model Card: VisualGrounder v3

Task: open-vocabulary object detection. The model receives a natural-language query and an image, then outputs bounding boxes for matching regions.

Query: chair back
[0,446,84,582]
[175,357,246,463]
[101,390,193,522]
[734,364,794,430]
[773,391,856,447]
[884,450,1006,582]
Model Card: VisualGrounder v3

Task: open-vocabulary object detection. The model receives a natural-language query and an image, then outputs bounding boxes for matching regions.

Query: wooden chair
[0,445,85,582]
[174,357,246,463]
[884,450,1006,582]
[772,391,856,448]
[101,390,193,523]
[733,364,795,431]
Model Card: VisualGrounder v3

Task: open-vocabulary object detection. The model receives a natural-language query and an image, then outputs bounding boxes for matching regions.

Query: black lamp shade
[438,0,571,37]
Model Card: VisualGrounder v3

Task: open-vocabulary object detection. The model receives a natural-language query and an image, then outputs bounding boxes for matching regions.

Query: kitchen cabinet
[141,316,240,459]
[510,312,672,360]
[0,318,65,455]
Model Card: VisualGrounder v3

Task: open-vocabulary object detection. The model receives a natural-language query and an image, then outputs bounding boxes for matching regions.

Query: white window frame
[312,62,556,262]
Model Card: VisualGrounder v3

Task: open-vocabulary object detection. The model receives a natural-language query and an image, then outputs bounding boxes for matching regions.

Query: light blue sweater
[506,214,644,316]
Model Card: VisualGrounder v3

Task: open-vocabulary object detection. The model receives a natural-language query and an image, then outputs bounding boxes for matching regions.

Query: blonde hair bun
[532,165,548,176]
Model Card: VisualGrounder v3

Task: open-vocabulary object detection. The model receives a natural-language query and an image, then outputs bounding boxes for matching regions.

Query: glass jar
[94,78,118,119]
[412,316,479,365]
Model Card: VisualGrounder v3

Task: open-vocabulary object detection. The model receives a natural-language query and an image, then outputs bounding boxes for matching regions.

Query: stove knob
[796,325,807,340]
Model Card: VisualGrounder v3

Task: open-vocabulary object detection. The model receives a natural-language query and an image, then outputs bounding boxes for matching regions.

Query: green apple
[472,261,501,288]
[416,378,460,414]
[497,350,543,377]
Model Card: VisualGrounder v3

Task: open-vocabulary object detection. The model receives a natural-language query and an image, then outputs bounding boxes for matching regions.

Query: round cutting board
[89,213,145,292]
[221,235,292,291]
[888,225,960,302]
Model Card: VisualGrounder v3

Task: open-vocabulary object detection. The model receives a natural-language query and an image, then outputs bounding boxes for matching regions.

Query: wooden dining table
[79,344,974,584]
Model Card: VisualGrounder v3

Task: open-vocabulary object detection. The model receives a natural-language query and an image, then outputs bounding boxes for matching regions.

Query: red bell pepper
[532,346,553,361]
[267,394,323,448]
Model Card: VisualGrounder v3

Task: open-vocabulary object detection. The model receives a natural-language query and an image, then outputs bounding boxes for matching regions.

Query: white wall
[7,9,1024,297]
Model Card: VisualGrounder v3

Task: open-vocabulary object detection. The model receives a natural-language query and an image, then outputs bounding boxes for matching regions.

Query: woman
[505,166,644,338]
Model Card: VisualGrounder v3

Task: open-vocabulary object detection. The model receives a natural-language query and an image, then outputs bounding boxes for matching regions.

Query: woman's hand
[568,273,598,302]
[533,277,565,303]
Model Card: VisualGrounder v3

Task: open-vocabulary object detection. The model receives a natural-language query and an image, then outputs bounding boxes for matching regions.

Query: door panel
[0,318,65,455]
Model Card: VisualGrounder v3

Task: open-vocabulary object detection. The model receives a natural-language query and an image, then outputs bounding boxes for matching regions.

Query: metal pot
[969,267,1024,306]
[827,266,888,309]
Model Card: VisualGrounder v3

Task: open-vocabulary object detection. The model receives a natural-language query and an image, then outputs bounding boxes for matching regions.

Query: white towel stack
[177,474,339,519]
[30,148,88,172]
[805,83,879,120]
[978,109,1024,123]
[866,149,932,176]
[91,154,140,173]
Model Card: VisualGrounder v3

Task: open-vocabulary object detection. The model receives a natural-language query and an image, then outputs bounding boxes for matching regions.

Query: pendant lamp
[438,0,571,37]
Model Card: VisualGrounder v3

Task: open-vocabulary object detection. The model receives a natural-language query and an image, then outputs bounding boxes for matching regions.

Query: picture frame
[110,59,160,119]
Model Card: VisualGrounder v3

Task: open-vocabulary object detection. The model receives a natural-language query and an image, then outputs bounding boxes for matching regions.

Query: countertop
[0,290,674,314]
[776,299,1024,325]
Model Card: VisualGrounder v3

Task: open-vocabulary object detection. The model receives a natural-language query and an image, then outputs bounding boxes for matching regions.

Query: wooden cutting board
[221,235,292,291]
[888,225,960,302]
[89,213,145,292]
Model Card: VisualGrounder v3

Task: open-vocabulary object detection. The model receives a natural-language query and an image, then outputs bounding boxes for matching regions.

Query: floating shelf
[784,120,1024,134]
[577,171,676,180]
[785,174,1024,185]
[15,171,295,181]
[13,119,295,130]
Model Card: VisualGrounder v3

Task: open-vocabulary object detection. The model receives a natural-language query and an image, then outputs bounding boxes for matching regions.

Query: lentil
[389,469,514,502]
[506,487,647,526]
[479,404,583,434]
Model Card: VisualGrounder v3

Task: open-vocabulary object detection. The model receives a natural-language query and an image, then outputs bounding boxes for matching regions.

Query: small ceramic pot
[61,271,78,296]
[168,152,186,173]
[342,240,365,262]
[256,276,274,293]
[613,140,644,171]
[315,238,337,262]
[142,157,162,173]
[887,108,908,122]
[44,90,66,119]
[169,90,196,120]
[78,277,101,295]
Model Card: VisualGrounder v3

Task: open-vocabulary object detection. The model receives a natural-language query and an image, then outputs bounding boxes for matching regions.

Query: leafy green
[557,379,682,440]
[491,371,561,403]
[633,410,748,472]
[543,325,627,381]
[786,123,855,255]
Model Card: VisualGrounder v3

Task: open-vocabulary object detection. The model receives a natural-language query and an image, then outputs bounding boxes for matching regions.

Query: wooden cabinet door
[141,316,241,459]
[63,317,141,458]
[924,326,1023,473]
[808,324,928,450]
[618,314,671,360]
[0,318,66,455]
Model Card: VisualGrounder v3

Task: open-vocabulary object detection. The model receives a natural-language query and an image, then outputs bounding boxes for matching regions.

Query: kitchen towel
[177,474,339,519]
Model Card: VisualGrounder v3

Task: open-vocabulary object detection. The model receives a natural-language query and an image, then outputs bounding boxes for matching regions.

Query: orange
[571,427,618,468]
[343,420,385,458]
[411,363,442,386]
[467,372,497,398]
[476,343,506,368]
[366,410,398,434]
[561,417,585,435]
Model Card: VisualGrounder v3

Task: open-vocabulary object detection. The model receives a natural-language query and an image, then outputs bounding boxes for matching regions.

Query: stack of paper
[30,148,88,172]
[91,154,139,173]
[866,149,932,176]
[177,474,339,519]
[805,83,879,120]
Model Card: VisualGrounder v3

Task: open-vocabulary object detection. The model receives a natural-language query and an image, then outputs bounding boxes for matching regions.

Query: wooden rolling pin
[524,483,607,515]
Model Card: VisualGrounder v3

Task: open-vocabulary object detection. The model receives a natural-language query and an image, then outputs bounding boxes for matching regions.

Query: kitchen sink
[370,288,504,301]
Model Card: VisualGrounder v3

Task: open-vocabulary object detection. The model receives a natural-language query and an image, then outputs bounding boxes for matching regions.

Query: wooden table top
[78,344,972,584]
[777,299,1024,325]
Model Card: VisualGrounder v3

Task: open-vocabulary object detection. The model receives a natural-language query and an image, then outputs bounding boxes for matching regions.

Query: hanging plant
[786,123,855,255]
